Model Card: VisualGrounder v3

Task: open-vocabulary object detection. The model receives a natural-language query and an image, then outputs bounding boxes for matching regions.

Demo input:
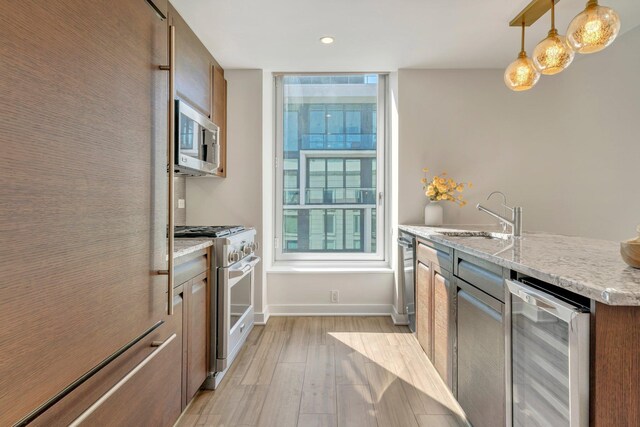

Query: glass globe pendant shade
[533,29,575,75]
[504,52,540,91]
[567,0,621,54]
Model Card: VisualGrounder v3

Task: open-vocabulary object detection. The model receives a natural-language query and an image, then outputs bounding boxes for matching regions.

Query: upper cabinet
[212,66,228,177]
[169,4,212,118]
[168,3,227,177]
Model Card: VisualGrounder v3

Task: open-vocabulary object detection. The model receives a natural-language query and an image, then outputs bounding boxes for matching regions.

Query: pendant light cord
[551,0,556,31]
[521,22,526,54]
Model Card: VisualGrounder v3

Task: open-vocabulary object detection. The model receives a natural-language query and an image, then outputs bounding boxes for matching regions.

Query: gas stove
[174,225,245,238]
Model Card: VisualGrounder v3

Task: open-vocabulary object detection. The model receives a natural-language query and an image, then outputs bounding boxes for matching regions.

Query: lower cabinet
[174,249,211,407]
[415,239,455,391]
[433,270,455,390]
[34,296,184,427]
[186,272,209,402]
[416,260,433,357]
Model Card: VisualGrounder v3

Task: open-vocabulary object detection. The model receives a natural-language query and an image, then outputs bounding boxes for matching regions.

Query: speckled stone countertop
[399,224,640,306]
[173,238,213,259]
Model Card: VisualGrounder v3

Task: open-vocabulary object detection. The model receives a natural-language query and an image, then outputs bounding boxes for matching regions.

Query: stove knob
[242,245,252,256]
[228,251,240,264]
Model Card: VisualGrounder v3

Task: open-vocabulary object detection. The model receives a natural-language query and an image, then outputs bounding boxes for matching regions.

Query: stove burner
[174,225,245,238]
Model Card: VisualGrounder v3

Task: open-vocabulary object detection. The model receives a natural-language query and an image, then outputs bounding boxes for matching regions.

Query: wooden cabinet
[0,1,177,424]
[433,270,454,388]
[33,295,183,427]
[168,3,228,177]
[212,65,228,177]
[416,261,433,357]
[174,248,211,406]
[186,272,209,401]
[169,4,212,118]
[415,239,455,390]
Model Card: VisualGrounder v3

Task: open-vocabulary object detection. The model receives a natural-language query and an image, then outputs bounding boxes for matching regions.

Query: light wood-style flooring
[176,316,469,427]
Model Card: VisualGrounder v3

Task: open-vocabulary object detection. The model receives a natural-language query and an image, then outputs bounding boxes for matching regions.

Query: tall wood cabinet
[0,0,184,424]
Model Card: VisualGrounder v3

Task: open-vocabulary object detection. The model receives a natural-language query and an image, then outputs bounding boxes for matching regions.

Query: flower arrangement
[421,168,472,207]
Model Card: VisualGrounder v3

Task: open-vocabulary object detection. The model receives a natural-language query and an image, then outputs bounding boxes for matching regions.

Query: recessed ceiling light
[319,36,335,44]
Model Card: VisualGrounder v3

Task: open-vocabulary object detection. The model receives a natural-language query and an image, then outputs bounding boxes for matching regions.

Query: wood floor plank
[301,344,337,414]
[279,317,311,363]
[334,333,369,385]
[336,384,378,427]
[298,413,338,427]
[241,330,287,385]
[416,414,469,427]
[366,361,419,427]
[256,363,305,427]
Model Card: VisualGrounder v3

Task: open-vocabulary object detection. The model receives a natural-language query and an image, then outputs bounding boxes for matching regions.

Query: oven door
[175,99,220,176]
[216,255,260,372]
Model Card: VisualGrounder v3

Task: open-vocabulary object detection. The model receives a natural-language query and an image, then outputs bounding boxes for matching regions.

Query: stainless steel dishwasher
[397,232,415,332]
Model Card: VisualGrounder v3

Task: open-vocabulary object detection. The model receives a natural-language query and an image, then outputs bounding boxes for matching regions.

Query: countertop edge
[398,224,640,306]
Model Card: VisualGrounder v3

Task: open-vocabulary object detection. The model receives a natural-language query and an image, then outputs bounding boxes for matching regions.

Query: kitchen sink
[437,231,510,240]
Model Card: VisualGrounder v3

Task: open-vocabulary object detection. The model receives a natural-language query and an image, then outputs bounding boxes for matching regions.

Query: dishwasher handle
[397,236,413,249]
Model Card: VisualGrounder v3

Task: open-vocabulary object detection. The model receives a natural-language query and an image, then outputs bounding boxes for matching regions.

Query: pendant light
[533,0,575,75]
[567,0,620,54]
[504,22,540,91]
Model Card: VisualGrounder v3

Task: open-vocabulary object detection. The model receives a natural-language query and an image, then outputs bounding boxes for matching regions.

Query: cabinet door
[433,270,453,389]
[187,273,209,401]
[212,66,227,177]
[0,1,168,424]
[416,261,433,357]
[457,283,505,427]
[170,5,212,117]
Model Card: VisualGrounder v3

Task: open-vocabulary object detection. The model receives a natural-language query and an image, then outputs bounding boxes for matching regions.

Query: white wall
[186,69,266,319]
[398,26,640,242]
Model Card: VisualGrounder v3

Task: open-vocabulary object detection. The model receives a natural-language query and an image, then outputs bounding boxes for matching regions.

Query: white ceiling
[171,0,640,71]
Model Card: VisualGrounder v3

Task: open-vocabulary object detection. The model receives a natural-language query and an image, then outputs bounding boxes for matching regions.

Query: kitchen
[1,0,639,426]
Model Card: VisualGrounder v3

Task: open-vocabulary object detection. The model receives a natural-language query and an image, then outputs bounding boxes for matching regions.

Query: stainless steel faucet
[476,191,523,238]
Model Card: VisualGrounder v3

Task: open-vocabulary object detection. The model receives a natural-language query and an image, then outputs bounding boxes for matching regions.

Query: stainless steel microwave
[175,99,220,176]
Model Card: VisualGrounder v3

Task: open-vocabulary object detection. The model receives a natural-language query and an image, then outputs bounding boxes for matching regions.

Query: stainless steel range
[175,225,260,389]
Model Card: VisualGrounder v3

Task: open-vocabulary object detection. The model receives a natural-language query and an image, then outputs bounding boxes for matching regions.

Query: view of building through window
[279,74,381,256]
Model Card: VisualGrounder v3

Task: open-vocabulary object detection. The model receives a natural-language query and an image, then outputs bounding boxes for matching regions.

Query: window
[275,74,386,261]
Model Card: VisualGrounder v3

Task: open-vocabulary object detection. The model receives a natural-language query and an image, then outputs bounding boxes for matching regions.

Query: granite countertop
[399,224,640,306]
[173,238,214,259]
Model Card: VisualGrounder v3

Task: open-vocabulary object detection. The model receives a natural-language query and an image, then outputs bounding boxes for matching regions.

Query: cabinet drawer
[455,253,505,302]
[33,296,183,427]
[174,251,209,287]
[417,239,453,272]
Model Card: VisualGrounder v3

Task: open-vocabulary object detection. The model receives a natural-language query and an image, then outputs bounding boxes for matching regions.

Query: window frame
[274,73,388,263]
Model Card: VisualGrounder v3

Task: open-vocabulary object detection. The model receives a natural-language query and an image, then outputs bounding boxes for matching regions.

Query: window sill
[267,261,393,274]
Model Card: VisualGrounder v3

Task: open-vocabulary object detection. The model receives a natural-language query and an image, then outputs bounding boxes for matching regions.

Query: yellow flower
[436,195,443,201]
[422,167,429,172]
[456,185,464,192]
[441,171,447,176]
[468,182,473,188]
[421,178,427,184]
[460,200,467,207]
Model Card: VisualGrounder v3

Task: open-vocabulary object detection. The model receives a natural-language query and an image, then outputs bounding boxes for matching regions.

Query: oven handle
[229,255,261,279]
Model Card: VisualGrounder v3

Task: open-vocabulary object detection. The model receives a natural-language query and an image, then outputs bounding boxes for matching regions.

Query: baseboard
[391,305,409,325]
[254,307,270,325]
[267,303,393,316]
